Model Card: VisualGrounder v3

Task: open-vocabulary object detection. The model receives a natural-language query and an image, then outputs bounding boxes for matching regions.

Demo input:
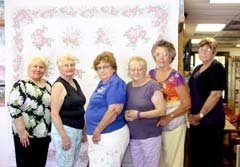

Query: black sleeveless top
[56,77,86,129]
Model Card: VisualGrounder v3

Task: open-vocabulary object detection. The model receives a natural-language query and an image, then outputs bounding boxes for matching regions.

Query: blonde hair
[57,53,78,67]
[128,56,147,71]
[28,54,49,70]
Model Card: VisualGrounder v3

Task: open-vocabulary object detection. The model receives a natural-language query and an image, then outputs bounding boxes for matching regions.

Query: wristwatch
[199,112,204,118]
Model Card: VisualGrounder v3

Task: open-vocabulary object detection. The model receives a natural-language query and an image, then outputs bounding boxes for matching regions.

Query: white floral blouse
[7,79,51,138]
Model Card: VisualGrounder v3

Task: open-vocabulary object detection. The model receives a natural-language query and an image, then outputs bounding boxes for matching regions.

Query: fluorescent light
[236,44,240,47]
[210,0,240,3]
[195,24,225,32]
[191,39,201,44]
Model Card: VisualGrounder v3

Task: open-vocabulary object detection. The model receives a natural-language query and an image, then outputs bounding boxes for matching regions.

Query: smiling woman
[125,56,166,167]
[7,54,51,167]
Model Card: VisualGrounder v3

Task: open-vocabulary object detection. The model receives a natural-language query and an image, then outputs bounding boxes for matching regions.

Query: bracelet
[137,111,141,119]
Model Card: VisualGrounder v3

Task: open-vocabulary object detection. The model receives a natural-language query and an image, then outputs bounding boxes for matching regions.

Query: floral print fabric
[7,79,51,138]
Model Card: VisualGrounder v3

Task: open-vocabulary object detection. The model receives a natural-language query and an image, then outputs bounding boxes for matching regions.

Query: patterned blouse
[7,79,51,138]
[149,68,186,131]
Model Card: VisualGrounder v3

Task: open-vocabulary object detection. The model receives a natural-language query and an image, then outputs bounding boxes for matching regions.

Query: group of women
[7,37,226,167]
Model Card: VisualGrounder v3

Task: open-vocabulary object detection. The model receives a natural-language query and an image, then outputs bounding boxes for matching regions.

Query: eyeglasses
[96,65,111,71]
[154,52,169,57]
[198,47,212,53]
[62,63,75,68]
[128,68,145,72]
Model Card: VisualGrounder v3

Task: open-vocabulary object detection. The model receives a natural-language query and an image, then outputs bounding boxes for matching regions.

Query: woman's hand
[82,133,87,143]
[157,114,172,127]
[125,110,138,122]
[61,134,71,151]
[92,129,101,144]
[81,130,87,143]
[189,114,201,125]
[19,130,33,147]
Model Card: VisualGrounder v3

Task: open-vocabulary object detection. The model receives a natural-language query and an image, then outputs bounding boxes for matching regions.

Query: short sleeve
[173,71,186,87]
[7,80,26,119]
[106,79,127,105]
[149,69,157,80]
[149,80,161,96]
[209,62,226,90]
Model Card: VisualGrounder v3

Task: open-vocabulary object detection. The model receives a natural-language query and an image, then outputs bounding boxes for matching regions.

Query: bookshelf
[228,56,240,114]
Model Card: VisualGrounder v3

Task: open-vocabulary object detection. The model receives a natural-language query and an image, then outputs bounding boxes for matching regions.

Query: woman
[149,39,191,167]
[7,55,51,167]
[51,53,86,167]
[189,37,226,167]
[125,56,166,167]
[85,51,129,167]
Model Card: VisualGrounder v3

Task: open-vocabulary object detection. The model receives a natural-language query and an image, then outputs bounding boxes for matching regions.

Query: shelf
[228,57,240,114]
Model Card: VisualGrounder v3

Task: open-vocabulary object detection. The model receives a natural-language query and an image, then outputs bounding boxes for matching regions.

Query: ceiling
[184,0,240,50]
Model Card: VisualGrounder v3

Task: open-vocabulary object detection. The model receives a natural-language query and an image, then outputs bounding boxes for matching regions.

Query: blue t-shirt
[86,73,127,135]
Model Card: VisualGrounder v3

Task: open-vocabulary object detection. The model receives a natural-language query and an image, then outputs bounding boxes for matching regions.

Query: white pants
[87,125,130,167]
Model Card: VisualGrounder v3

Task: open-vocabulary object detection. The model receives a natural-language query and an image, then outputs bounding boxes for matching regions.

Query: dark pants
[189,121,224,167]
[13,135,51,167]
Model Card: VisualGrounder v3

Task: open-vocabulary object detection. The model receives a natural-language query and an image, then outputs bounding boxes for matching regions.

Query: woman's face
[154,46,172,68]
[96,61,115,83]
[128,61,146,82]
[198,44,215,63]
[59,59,75,78]
[28,59,46,81]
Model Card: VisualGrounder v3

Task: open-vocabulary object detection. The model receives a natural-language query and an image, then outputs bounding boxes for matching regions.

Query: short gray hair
[151,39,176,63]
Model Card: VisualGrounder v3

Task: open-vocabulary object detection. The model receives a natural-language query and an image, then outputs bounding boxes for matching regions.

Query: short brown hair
[198,37,217,55]
[93,51,117,71]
